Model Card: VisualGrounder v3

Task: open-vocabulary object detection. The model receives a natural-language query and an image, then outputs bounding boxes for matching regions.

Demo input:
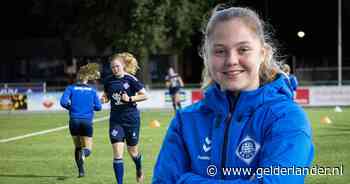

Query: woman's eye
[238,47,251,54]
[214,49,226,56]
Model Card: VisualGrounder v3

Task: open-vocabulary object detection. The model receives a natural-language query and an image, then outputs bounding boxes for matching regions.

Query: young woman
[101,52,148,184]
[165,67,184,111]
[282,63,299,93]
[60,63,102,177]
[153,6,313,184]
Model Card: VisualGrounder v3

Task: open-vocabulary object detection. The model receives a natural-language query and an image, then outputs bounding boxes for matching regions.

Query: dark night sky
[242,0,345,57]
[1,0,349,84]
[2,0,349,63]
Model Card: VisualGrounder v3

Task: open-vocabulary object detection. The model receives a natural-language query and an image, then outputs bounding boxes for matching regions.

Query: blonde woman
[282,63,299,93]
[101,52,148,184]
[60,63,102,177]
[153,6,313,184]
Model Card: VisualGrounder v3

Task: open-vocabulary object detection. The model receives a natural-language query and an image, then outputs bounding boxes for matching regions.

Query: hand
[121,92,131,103]
[100,93,109,104]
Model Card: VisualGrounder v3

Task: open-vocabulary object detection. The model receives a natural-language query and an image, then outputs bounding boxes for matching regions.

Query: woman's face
[208,19,265,91]
[168,67,175,76]
[110,58,125,77]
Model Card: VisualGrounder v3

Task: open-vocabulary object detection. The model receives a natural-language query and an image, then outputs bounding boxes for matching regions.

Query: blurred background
[1,0,349,90]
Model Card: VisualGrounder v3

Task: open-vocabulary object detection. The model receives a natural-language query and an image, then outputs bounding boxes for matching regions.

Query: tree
[29,0,234,83]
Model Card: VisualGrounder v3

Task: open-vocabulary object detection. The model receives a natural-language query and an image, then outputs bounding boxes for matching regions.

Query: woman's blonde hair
[200,6,282,89]
[77,63,100,81]
[111,52,140,75]
[281,63,291,74]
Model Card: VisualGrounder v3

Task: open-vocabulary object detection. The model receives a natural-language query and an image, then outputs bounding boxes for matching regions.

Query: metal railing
[295,67,350,86]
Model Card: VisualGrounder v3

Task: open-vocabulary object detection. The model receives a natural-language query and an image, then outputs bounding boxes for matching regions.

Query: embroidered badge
[123,83,130,89]
[111,129,118,137]
[236,136,260,165]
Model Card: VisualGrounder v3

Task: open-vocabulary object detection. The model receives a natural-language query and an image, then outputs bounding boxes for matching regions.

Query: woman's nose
[225,51,239,66]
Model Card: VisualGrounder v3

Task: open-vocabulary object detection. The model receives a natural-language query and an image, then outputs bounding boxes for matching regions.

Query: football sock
[74,147,84,174]
[132,154,142,172]
[113,158,124,184]
[177,102,182,109]
[172,102,177,111]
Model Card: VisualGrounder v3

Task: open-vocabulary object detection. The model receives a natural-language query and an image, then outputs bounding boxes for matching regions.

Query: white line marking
[0,116,109,143]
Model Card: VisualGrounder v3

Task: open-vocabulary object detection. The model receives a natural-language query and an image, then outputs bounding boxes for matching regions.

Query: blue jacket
[289,74,298,91]
[153,75,314,184]
[60,83,102,121]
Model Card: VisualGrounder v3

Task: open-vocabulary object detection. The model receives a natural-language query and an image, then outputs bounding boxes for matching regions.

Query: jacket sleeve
[257,107,314,183]
[93,90,102,111]
[152,112,191,184]
[175,108,314,184]
[60,86,72,110]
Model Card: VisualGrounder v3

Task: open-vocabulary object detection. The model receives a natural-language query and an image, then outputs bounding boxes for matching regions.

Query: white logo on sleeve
[123,83,130,89]
[236,136,260,165]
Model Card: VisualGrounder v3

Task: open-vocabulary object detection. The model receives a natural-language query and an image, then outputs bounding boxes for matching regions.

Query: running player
[101,52,148,184]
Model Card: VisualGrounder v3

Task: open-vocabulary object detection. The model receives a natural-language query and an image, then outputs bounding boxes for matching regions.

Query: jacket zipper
[220,112,233,179]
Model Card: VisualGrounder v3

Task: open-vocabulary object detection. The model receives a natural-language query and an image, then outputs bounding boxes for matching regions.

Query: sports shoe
[78,172,85,178]
[78,164,85,178]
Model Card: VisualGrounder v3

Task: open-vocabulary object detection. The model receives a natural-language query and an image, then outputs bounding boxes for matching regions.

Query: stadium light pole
[338,0,342,86]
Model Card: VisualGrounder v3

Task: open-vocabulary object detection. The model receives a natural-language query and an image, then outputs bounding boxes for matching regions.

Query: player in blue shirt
[165,67,184,111]
[282,63,299,94]
[153,6,313,184]
[60,63,102,177]
[101,52,148,184]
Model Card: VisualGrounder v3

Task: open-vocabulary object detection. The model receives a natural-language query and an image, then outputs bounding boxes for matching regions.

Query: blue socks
[132,154,142,172]
[74,147,84,176]
[113,154,142,183]
[113,158,124,184]
[74,147,91,177]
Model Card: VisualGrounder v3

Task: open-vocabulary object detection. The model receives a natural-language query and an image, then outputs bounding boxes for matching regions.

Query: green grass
[0,107,349,184]
[0,110,172,184]
[304,107,349,184]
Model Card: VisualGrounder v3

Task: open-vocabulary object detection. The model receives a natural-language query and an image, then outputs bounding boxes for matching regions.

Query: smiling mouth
[223,70,244,78]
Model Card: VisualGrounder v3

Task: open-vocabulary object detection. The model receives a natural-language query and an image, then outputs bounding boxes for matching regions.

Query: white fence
[295,86,350,106]
[1,86,350,111]
[0,89,201,111]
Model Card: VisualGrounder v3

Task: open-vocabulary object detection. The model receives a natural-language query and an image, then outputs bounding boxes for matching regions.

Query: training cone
[149,120,160,128]
[334,106,343,112]
[320,116,332,124]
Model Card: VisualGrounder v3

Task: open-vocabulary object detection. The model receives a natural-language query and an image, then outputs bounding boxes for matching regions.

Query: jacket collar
[76,82,89,87]
[203,74,293,117]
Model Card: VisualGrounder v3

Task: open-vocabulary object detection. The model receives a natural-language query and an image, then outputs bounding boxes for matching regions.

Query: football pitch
[0,107,349,184]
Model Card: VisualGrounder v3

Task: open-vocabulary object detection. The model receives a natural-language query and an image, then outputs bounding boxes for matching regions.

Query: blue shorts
[69,118,93,137]
[109,111,140,146]
[169,87,180,96]
[109,124,140,146]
